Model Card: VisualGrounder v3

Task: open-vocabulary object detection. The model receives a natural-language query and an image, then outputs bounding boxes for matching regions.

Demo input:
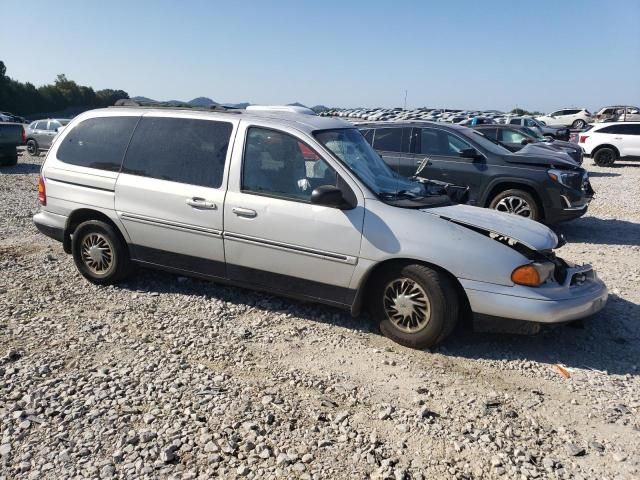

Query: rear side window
[509,119,520,125]
[122,117,232,188]
[57,116,139,171]
[372,128,404,152]
[34,121,47,130]
[598,125,625,134]
[625,124,640,135]
[479,127,498,139]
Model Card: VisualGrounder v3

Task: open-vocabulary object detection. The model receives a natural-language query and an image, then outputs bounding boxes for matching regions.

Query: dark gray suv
[358,121,593,224]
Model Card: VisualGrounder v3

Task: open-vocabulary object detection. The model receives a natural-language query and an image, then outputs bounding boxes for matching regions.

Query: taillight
[38,176,46,206]
[21,127,26,143]
[579,135,589,143]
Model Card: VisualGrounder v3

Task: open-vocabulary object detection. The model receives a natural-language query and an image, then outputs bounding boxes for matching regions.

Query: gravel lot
[1,150,639,479]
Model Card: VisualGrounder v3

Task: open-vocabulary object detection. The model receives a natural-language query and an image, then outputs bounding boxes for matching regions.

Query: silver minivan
[33,106,608,349]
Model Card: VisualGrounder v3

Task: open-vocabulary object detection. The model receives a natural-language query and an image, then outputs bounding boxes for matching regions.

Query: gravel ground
[1,150,639,480]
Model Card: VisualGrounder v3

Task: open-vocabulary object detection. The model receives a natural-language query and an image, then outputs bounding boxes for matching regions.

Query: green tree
[0,61,129,116]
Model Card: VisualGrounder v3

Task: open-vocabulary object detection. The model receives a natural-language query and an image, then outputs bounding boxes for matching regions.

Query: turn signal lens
[511,265,541,287]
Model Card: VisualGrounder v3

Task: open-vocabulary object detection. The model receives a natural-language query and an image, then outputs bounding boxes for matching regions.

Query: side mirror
[521,138,531,145]
[459,148,482,159]
[310,185,352,209]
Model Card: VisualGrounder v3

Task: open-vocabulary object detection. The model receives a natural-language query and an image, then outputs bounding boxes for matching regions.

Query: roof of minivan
[101,106,352,133]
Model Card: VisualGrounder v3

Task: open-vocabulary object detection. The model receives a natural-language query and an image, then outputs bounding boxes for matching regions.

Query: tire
[593,147,617,167]
[489,189,541,221]
[571,119,586,129]
[26,139,39,156]
[0,155,18,167]
[71,220,132,285]
[370,264,459,349]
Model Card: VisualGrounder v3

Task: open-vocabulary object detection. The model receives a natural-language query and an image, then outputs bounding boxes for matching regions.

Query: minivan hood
[423,204,558,251]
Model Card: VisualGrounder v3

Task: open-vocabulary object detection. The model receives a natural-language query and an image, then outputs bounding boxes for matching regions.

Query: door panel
[223,124,364,305]
[416,127,487,204]
[116,174,227,276]
[114,115,235,277]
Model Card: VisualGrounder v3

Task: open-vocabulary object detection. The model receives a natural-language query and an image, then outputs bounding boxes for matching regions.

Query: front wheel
[489,189,541,222]
[72,220,132,285]
[370,264,459,349]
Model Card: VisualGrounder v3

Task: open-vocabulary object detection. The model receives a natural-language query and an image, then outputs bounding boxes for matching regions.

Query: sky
[1,0,639,113]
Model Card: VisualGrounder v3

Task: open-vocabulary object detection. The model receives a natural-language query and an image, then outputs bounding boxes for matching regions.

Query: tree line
[0,61,129,116]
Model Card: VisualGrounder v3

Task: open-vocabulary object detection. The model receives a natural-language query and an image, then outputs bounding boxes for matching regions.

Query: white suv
[536,108,592,129]
[578,122,640,166]
[33,105,607,349]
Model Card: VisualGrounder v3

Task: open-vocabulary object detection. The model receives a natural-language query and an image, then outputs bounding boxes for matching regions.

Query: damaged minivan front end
[424,205,608,327]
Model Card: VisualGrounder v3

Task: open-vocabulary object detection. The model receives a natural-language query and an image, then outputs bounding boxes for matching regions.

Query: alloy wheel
[495,196,532,217]
[383,278,431,333]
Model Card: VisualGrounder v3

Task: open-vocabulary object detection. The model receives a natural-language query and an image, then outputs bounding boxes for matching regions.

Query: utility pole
[404,90,408,110]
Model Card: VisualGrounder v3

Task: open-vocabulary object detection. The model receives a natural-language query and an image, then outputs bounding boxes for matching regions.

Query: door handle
[186,197,217,209]
[614,137,622,140]
[232,207,257,218]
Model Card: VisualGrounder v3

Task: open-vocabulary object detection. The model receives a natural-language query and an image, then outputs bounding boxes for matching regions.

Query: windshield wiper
[379,189,428,201]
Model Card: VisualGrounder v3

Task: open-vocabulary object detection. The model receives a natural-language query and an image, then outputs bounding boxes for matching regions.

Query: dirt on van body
[1,151,639,479]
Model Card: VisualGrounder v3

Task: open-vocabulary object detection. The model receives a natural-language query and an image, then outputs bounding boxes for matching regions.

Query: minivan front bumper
[461,276,608,324]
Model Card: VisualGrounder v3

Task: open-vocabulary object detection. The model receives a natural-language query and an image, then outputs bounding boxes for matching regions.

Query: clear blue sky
[2,0,639,112]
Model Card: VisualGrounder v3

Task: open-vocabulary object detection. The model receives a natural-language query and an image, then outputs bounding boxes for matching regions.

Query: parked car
[578,122,640,166]
[472,124,583,164]
[357,121,593,224]
[594,105,640,123]
[536,108,592,129]
[33,106,607,349]
[507,117,569,140]
[457,117,496,126]
[0,122,25,166]
[25,118,70,155]
[616,107,640,122]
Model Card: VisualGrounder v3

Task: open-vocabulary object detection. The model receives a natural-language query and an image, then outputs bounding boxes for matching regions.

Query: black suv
[358,121,593,224]
[472,124,583,164]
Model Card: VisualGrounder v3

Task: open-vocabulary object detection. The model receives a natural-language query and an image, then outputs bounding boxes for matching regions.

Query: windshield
[314,128,450,207]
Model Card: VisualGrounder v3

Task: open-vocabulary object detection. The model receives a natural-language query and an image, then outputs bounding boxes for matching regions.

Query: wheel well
[63,209,127,254]
[592,144,619,158]
[352,258,472,324]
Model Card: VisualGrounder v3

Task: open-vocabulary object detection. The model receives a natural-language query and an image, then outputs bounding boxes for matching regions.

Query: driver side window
[502,129,528,144]
[242,127,337,202]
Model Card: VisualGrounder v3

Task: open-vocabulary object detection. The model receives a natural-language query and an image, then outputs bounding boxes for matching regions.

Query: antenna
[404,90,408,110]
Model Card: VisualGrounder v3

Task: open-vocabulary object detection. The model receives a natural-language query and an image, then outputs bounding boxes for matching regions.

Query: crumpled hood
[422,204,559,251]
[506,146,579,168]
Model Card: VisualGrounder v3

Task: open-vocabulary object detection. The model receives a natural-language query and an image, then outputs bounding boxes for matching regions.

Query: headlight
[548,168,582,188]
[511,262,555,287]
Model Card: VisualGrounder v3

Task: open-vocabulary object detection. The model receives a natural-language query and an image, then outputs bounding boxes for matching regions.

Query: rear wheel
[489,189,541,221]
[572,119,586,129]
[26,139,39,156]
[72,220,132,285]
[593,147,617,166]
[370,264,459,349]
